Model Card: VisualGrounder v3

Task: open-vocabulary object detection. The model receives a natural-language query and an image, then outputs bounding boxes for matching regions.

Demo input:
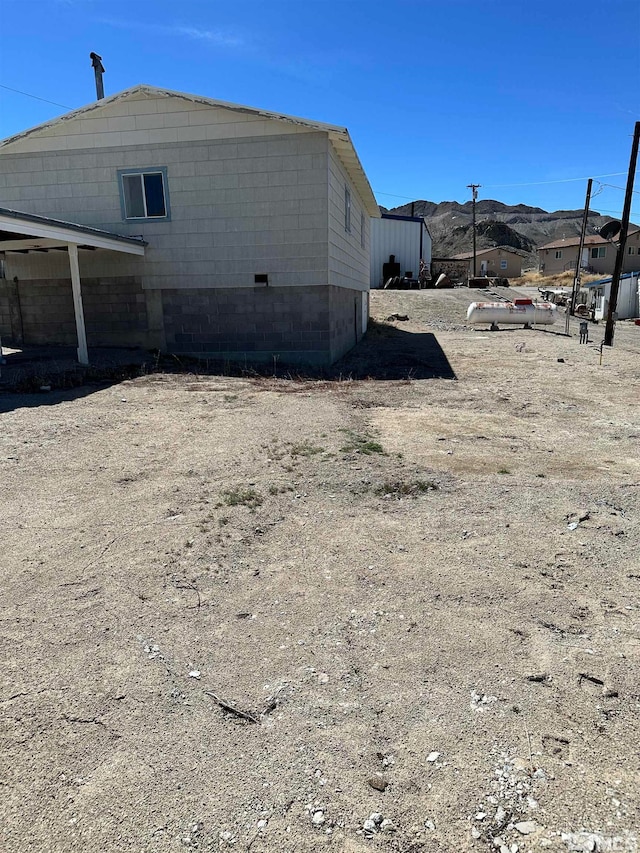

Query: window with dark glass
[121,171,167,219]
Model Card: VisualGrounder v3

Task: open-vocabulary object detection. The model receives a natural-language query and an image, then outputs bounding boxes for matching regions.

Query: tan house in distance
[537,227,640,276]
[451,245,523,278]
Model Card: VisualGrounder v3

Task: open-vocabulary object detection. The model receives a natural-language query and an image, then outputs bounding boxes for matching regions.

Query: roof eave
[329,130,380,218]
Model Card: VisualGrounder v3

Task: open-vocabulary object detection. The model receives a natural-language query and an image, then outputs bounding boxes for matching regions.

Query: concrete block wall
[329,286,363,362]
[82,277,149,346]
[0,286,13,338]
[8,279,77,346]
[328,144,370,293]
[162,285,332,364]
[0,91,316,155]
[0,276,149,348]
[4,245,142,284]
[0,96,333,292]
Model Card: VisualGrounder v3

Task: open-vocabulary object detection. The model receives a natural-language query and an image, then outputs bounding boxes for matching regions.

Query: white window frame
[118,167,170,221]
[555,250,563,259]
[500,259,508,270]
[591,246,606,259]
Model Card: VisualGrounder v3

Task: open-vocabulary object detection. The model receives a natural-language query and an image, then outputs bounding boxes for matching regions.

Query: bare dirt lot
[1,288,639,853]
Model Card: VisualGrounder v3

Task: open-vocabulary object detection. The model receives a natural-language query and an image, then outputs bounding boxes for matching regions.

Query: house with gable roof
[537,227,640,277]
[0,85,380,365]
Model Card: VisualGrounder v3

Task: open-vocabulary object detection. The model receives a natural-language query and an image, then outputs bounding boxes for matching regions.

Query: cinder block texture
[329,286,364,362]
[0,276,150,347]
[162,285,334,364]
[0,129,331,292]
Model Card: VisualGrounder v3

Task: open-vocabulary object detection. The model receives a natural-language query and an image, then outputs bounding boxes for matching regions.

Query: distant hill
[386,199,622,268]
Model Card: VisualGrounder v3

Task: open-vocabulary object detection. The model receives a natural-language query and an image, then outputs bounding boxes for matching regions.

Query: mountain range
[386,199,622,267]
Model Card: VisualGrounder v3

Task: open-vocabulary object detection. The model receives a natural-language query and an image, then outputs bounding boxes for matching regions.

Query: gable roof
[452,245,525,260]
[537,226,640,251]
[537,234,606,250]
[0,84,380,217]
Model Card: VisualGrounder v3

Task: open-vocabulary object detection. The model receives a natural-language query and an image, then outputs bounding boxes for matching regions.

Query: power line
[376,191,418,200]
[594,208,639,216]
[376,171,640,201]
[0,83,73,110]
[596,181,640,196]
[1,81,638,210]
[483,172,638,189]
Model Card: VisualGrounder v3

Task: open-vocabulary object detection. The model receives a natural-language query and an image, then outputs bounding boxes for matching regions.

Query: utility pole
[604,121,640,347]
[467,184,481,277]
[90,52,105,100]
[566,177,592,334]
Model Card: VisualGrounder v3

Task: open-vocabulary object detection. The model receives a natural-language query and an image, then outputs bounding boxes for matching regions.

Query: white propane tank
[466,299,556,327]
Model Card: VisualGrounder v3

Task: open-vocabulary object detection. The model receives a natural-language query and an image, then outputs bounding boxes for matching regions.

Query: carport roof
[0,207,147,254]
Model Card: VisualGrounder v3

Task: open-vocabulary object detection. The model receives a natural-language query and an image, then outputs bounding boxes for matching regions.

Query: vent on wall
[254,274,269,285]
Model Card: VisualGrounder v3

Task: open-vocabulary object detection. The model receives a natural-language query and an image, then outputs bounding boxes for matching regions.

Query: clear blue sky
[1,0,639,218]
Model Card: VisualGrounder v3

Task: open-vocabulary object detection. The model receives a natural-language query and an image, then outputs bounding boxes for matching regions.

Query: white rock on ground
[514,820,537,834]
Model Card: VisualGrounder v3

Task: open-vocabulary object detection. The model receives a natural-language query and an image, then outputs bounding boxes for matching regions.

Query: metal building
[582,270,640,321]
[370,213,432,289]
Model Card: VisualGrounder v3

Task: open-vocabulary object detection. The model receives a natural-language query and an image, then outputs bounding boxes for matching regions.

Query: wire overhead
[0,83,73,110]
[2,82,638,218]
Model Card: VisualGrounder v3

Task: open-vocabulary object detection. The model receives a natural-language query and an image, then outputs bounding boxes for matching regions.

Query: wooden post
[566,177,593,334]
[68,243,89,365]
[467,184,481,278]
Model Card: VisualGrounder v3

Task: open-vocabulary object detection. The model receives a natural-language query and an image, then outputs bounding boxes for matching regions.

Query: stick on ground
[204,691,259,724]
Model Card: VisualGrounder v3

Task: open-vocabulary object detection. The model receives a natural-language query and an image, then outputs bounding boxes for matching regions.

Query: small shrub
[221,488,263,509]
[340,430,386,456]
[375,479,439,498]
[498,467,511,475]
[290,441,325,457]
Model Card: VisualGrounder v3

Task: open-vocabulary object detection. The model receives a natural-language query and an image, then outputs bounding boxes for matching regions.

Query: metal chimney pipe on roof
[90,52,105,100]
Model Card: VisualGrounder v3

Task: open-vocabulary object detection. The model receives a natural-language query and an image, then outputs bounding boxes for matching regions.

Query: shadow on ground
[333,320,457,380]
[0,321,456,411]
[0,345,155,412]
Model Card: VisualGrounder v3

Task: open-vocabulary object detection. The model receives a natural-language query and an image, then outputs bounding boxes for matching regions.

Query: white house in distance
[580,270,640,321]
[370,213,432,288]
[0,85,380,365]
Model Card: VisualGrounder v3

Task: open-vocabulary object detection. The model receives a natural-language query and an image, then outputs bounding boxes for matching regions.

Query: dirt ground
[1,288,639,853]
